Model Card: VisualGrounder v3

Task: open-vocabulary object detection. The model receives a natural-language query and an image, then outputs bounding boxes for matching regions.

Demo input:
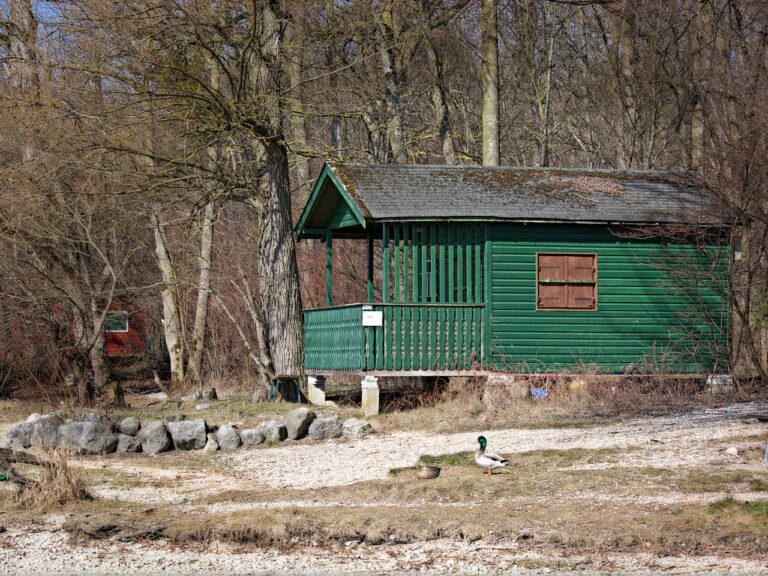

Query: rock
[119,417,141,436]
[59,421,118,455]
[202,387,218,400]
[707,374,734,393]
[260,420,287,442]
[181,391,203,401]
[163,414,187,423]
[117,433,141,453]
[517,529,534,540]
[195,403,210,412]
[240,429,265,446]
[725,446,739,457]
[30,413,65,448]
[283,407,317,440]
[137,421,171,454]
[166,419,208,451]
[216,425,242,451]
[482,374,530,407]
[308,416,342,441]
[145,391,169,402]
[342,418,374,440]
[26,413,42,423]
[203,433,219,452]
[8,421,35,449]
[81,413,111,425]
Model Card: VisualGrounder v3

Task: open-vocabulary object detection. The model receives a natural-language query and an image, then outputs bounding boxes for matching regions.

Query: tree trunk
[538,13,557,168]
[71,312,94,405]
[378,6,409,164]
[424,34,457,165]
[150,207,185,390]
[481,0,500,166]
[610,8,638,168]
[188,200,215,389]
[8,0,40,103]
[88,300,108,396]
[257,142,305,380]
[285,26,312,197]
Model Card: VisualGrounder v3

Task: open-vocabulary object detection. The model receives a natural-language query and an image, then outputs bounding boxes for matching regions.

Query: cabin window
[105,311,129,332]
[536,253,597,311]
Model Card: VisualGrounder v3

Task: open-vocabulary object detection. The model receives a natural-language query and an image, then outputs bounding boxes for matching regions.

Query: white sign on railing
[362,310,383,326]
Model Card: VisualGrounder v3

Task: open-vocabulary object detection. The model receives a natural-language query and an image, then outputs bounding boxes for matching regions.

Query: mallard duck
[475,436,508,476]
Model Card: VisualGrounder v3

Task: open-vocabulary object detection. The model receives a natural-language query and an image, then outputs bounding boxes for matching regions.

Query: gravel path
[224,402,768,489]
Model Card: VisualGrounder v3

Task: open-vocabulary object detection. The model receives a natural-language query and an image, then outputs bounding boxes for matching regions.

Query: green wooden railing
[304,305,365,371]
[304,303,484,372]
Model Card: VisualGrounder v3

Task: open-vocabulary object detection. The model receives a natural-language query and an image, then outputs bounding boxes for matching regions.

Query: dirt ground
[1,398,768,575]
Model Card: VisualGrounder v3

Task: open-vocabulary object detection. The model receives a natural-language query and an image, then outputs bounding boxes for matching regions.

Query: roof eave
[295,163,369,240]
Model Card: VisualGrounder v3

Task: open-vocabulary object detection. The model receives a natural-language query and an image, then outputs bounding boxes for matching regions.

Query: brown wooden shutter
[538,254,566,281]
[538,283,566,308]
[566,284,595,309]
[566,255,596,281]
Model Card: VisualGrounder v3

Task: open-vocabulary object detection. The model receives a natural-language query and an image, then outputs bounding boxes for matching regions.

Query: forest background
[1,0,766,404]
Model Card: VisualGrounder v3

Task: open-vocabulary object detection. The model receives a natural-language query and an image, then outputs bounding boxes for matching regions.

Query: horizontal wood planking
[488,223,729,372]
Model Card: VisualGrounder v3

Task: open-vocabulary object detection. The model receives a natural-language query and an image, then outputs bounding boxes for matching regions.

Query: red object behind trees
[104,307,146,357]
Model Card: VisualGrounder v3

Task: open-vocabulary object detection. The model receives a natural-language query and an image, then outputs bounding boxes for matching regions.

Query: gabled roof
[296,163,733,238]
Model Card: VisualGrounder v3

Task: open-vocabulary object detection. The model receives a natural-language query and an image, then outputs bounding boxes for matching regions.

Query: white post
[307,375,326,405]
[361,376,379,417]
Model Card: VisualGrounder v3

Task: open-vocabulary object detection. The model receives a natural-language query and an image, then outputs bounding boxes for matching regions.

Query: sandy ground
[2,402,768,574]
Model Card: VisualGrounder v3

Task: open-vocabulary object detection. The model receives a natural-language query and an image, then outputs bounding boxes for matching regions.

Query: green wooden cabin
[296,164,733,376]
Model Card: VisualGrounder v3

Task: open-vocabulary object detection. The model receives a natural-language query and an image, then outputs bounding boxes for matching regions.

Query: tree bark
[188,200,215,389]
[8,0,40,102]
[150,207,185,390]
[424,34,457,165]
[481,0,500,166]
[378,5,409,164]
[538,12,557,168]
[257,142,304,379]
[284,23,312,196]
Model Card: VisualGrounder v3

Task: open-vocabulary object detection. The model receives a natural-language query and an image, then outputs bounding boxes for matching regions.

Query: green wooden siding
[487,224,730,373]
[327,199,360,229]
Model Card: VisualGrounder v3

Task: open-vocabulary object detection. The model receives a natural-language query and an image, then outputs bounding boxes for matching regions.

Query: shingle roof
[329,164,732,226]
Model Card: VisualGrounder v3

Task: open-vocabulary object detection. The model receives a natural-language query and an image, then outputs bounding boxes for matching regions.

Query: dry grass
[1,450,91,510]
[374,374,763,434]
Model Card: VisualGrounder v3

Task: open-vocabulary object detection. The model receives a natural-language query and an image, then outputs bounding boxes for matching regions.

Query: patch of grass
[676,469,768,493]
[420,452,474,467]
[709,497,768,518]
[749,478,768,491]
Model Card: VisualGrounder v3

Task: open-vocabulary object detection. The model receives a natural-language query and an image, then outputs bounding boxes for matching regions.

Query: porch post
[325,229,333,307]
[367,229,374,302]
